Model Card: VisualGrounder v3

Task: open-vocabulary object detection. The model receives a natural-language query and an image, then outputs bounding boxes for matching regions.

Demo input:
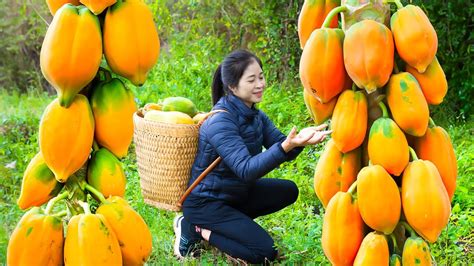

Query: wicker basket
[133,111,199,211]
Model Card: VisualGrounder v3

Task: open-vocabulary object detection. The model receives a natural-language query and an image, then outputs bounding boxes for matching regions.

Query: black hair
[211,50,263,105]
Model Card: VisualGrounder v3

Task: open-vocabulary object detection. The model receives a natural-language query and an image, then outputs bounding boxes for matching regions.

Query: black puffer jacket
[184,94,302,205]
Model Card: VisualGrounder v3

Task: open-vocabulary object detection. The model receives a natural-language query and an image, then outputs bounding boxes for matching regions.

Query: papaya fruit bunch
[298,0,456,264]
[141,96,209,125]
[8,0,160,264]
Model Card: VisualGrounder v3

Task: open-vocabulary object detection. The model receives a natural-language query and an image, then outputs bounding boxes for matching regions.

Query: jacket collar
[216,94,259,120]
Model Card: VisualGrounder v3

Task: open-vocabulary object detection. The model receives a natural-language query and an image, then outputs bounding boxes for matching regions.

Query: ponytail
[212,64,225,105]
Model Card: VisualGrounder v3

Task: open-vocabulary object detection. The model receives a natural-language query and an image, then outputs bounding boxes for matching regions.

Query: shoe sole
[173,215,184,259]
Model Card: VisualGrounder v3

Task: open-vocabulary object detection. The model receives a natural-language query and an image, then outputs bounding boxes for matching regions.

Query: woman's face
[230,59,266,108]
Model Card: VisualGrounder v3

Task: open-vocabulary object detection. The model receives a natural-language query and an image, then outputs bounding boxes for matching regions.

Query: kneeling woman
[174,50,330,263]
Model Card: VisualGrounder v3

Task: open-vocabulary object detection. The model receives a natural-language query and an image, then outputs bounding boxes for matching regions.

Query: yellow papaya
[104,0,160,86]
[353,232,390,266]
[64,203,122,265]
[406,57,447,105]
[314,139,360,208]
[144,110,194,125]
[91,78,137,159]
[401,222,433,266]
[17,152,63,210]
[331,89,368,153]
[96,196,153,265]
[46,0,80,15]
[7,207,64,266]
[303,89,337,125]
[87,148,126,198]
[391,4,437,73]
[297,0,340,49]
[39,95,95,183]
[40,4,102,107]
[414,119,457,201]
[356,165,401,234]
[322,188,364,265]
[343,20,394,93]
[80,0,117,15]
[386,72,429,137]
[368,102,409,176]
[401,149,451,243]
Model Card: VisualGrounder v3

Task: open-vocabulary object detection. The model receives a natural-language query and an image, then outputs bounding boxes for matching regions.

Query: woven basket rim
[133,111,200,130]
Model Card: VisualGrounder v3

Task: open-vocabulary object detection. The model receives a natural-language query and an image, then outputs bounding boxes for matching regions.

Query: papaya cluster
[8,0,159,265]
[142,96,209,125]
[298,0,456,265]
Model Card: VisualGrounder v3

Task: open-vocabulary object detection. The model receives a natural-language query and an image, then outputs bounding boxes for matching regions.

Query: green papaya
[161,96,198,117]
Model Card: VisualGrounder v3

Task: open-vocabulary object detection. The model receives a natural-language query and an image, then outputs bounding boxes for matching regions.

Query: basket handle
[177,156,222,207]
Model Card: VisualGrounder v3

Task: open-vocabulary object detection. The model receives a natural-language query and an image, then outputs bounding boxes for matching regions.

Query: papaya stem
[92,140,100,152]
[322,6,347,28]
[408,146,418,161]
[351,83,357,91]
[393,61,400,74]
[378,101,389,118]
[389,233,399,253]
[384,0,404,9]
[45,191,69,215]
[78,201,91,215]
[51,210,68,218]
[82,182,107,204]
[347,180,358,195]
[399,221,417,237]
[429,117,436,128]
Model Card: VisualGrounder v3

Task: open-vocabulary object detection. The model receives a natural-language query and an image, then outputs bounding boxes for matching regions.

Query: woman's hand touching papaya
[281,124,332,153]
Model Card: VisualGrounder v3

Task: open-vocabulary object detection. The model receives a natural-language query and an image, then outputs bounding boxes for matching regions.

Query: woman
[174,50,331,263]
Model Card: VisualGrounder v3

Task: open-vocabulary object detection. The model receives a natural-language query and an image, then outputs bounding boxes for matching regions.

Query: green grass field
[0,82,472,264]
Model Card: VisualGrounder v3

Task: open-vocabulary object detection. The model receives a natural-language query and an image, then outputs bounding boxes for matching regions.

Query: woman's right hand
[281,124,331,153]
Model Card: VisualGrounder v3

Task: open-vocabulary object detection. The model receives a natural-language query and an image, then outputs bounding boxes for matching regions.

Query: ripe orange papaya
[406,57,447,105]
[331,89,368,152]
[297,0,340,49]
[368,102,409,176]
[87,148,126,198]
[391,4,437,73]
[314,139,360,208]
[97,196,153,265]
[46,0,80,15]
[17,153,63,210]
[80,0,117,15]
[40,4,102,108]
[322,189,364,265]
[39,95,95,183]
[353,232,390,266]
[303,89,337,125]
[386,72,429,137]
[356,165,401,234]
[343,19,394,93]
[413,119,457,201]
[401,150,451,243]
[300,25,347,103]
[7,207,64,266]
[104,0,160,86]
[64,204,122,265]
[91,78,137,158]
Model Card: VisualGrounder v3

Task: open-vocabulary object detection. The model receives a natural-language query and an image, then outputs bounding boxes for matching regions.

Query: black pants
[183,178,299,263]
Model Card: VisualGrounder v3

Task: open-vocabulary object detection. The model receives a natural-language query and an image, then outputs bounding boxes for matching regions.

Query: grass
[0,83,473,264]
